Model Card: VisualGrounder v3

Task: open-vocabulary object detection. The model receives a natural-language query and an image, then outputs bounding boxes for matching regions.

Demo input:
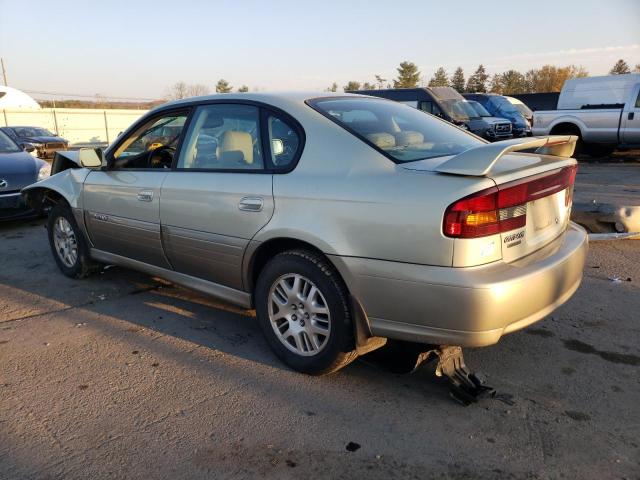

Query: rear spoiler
[434,135,578,177]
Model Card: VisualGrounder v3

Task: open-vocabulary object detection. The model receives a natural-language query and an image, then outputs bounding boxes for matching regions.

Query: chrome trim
[90,249,253,308]
[0,192,21,198]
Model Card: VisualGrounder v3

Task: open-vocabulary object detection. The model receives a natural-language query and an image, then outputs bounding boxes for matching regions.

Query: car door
[160,103,301,290]
[83,109,190,268]
[621,84,640,145]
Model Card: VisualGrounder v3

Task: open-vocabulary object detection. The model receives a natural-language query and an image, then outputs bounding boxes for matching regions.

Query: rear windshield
[308,97,482,163]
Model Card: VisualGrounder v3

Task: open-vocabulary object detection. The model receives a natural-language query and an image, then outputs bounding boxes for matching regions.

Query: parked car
[23,93,587,386]
[464,93,531,137]
[0,126,69,159]
[0,129,49,220]
[352,87,513,140]
[532,74,640,157]
[465,100,514,140]
[505,96,533,128]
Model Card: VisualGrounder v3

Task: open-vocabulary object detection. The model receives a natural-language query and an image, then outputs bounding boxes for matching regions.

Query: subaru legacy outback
[23,93,587,397]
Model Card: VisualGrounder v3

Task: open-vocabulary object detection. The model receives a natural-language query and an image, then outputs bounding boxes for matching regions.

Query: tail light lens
[444,165,578,239]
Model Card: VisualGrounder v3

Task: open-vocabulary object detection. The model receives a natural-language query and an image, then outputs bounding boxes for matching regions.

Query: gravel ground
[1,219,639,480]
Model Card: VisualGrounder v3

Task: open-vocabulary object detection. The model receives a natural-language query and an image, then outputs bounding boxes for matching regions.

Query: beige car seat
[217,131,254,166]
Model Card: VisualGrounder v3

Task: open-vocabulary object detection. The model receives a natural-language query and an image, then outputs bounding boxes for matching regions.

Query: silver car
[23,92,588,379]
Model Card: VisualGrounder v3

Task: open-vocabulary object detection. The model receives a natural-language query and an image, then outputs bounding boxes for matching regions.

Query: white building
[0,86,41,109]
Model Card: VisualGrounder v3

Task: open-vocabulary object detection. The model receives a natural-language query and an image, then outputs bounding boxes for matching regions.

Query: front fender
[21,167,91,211]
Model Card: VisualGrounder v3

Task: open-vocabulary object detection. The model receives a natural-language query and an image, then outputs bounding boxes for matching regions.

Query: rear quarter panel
[256,110,495,267]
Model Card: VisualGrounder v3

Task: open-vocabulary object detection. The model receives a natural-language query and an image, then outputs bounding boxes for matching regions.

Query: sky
[0,0,639,101]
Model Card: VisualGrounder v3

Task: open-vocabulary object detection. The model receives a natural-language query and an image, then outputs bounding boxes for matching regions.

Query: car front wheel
[255,250,357,375]
[47,203,96,278]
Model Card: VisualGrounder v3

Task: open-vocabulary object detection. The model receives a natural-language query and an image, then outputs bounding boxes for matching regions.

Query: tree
[499,70,527,94]
[188,84,210,96]
[393,61,421,88]
[237,85,249,92]
[489,74,503,94]
[635,64,640,73]
[326,82,338,92]
[610,59,631,75]
[465,64,489,93]
[167,81,189,100]
[428,67,449,87]
[451,67,465,93]
[215,79,233,93]
[343,81,361,91]
[362,82,375,90]
[374,74,386,89]
[524,64,588,92]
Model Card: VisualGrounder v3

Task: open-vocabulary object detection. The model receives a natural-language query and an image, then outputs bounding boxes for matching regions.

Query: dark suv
[463,94,531,137]
[352,87,512,141]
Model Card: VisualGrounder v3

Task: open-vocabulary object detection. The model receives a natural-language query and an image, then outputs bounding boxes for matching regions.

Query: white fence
[0,108,148,145]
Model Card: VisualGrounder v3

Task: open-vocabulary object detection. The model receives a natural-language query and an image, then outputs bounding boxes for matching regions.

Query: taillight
[444,165,577,239]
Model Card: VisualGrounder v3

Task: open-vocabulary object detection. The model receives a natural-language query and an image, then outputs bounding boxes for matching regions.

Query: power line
[23,89,161,102]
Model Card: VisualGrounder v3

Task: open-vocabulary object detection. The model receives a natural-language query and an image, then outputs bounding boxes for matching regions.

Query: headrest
[217,130,253,164]
[394,131,424,146]
[365,132,396,149]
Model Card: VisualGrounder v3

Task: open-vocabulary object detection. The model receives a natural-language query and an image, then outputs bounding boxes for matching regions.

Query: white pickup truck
[532,74,640,157]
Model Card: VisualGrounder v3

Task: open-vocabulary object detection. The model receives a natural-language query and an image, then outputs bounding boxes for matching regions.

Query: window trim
[104,107,193,172]
[166,100,306,174]
[306,95,482,165]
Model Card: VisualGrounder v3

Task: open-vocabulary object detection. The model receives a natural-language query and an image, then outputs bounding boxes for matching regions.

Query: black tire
[47,203,97,278]
[255,249,357,375]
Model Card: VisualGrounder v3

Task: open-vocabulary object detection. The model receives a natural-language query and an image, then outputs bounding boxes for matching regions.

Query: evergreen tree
[215,79,233,93]
[362,82,375,90]
[393,61,421,88]
[451,67,465,93]
[428,67,449,87]
[500,70,527,94]
[237,85,249,92]
[327,82,338,92]
[465,64,489,93]
[609,59,631,75]
[374,75,386,89]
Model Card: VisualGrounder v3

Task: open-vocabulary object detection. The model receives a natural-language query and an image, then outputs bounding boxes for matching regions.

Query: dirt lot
[1,218,639,479]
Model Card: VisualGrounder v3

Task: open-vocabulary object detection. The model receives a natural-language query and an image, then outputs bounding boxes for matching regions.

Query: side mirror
[271,139,284,156]
[78,148,103,168]
[21,142,36,153]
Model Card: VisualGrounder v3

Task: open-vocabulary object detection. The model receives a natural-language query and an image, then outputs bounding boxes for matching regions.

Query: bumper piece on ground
[434,346,494,406]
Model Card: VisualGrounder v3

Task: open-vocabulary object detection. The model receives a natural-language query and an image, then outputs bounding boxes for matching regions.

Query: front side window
[309,97,481,163]
[14,127,55,137]
[112,112,188,169]
[267,114,300,168]
[178,104,263,170]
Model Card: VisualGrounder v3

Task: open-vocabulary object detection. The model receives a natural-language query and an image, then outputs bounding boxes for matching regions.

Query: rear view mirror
[271,139,284,156]
[78,148,103,168]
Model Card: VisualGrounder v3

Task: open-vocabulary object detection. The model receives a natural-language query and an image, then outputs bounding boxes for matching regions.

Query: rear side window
[266,114,300,169]
[308,97,481,163]
[635,90,640,108]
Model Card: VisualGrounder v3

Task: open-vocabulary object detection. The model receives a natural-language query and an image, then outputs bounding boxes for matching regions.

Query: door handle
[629,112,635,120]
[238,196,264,212]
[137,190,154,202]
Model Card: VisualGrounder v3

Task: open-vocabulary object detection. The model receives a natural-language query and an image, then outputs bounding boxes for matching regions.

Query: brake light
[443,165,577,239]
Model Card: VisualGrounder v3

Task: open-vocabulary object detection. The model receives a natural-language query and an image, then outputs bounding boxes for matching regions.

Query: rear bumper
[330,222,588,347]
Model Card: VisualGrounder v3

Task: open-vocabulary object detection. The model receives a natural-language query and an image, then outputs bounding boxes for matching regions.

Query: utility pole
[0,58,7,86]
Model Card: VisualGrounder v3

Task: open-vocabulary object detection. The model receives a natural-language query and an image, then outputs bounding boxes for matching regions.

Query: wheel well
[550,122,581,137]
[23,188,68,212]
[248,238,327,291]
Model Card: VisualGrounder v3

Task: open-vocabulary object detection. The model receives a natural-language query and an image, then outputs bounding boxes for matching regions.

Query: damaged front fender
[21,164,90,212]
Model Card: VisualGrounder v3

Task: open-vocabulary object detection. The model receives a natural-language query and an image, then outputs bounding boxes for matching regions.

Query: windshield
[0,130,21,154]
[308,97,482,163]
[13,127,55,137]
[489,97,520,116]
[467,100,492,117]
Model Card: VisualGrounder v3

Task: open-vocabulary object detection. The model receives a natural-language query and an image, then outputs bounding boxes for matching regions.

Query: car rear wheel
[47,203,96,278]
[255,249,357,375]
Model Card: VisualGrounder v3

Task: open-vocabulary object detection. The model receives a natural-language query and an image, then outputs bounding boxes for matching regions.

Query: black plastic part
[434,346,495,406]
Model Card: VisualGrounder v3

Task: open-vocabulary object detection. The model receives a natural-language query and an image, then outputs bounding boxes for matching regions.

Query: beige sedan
[23,93,587,396]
